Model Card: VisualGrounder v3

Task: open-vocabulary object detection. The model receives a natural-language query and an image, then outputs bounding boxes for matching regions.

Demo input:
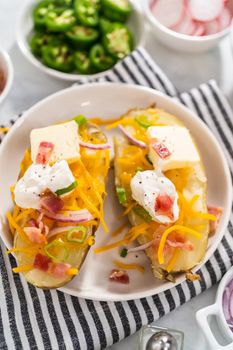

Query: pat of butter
[147,126,200,171]
[30,120,80,163]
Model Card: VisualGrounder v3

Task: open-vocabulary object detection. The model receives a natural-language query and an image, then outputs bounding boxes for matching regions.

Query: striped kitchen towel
[0,47,232,350]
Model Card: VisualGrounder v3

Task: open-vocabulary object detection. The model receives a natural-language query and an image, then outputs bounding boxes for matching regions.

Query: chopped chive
[116,187,127,204]
[120,248,128,258]
[55,180,78,196]
[135,115,152,129]
[133,206,152,223]
[74,114,87,126]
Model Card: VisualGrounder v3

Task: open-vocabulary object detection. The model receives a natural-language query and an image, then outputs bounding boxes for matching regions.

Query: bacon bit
[33,253,52,271]
[152,142,171,159]
[27,219,38,227]
[24,227,46,244]
[186,271,201,282]
[154,193,174,219]
[40,194,64,214]
[109,269,129,284]
[208,206,223,234]
[36,141,54,164]
[166,239,194,251]
[51,262,71,278]
[155,193,174,211]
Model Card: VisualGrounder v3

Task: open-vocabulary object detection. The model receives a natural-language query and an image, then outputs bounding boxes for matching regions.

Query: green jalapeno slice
[74,51,93,74]
[42,42,74,72]
[74,0,99,27]
[89,44,115,71]
[103,23,133,59]
[33,0,56,28]
[45,8,76,32]
[66,25,98,48]
[102,0,131,23]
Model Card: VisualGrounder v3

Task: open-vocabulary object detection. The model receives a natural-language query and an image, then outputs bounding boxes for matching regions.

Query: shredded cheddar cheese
[113,260,145,273]
[166,249,180,272]
[89,117,121,125]
[67,267,79,276]
[13,265,33,273]
[0,127,9,133]
[111,222,128,237]
[94,238,130,253]
[6,211,30,242]
[158,225,202,265]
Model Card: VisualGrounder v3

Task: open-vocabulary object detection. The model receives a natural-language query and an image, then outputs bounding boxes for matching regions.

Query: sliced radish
[173,8,196,35]
[218,6,232,31]
[151,0,186,28]
[190,0,223,22]
[205,19,220,35]
[192,22,205,36]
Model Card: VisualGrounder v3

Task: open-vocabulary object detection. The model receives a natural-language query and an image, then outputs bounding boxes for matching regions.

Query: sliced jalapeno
[102,0,131,23]
[74,0,99,27]
[33,0,56,28]
[45,8,76,32]
[42,42,74,72]
[74,51,93,74]
[66,25,98,48]
[103,23,133,59]
[99,17,112,33]
[29,32,57,57]
[89,44,115,71]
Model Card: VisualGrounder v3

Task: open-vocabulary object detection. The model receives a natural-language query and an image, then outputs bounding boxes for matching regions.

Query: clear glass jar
[137,325,184,350]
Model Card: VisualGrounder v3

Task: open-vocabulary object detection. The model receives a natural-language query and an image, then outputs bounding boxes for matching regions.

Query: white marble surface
[1,1,233,350]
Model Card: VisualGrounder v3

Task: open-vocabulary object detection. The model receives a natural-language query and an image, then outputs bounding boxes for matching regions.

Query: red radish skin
[151,0,186,29]
[190,0,223,22]
[218,6,232,31]
[205,19,220,35]
[150,0,232,37]
[173,7,196,35]
[192,22,206,36]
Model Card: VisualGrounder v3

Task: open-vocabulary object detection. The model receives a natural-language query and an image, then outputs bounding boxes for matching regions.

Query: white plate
[0,83,231,301]
[17,0,145,81]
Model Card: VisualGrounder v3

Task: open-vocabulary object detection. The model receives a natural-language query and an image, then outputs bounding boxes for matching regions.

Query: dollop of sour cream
[130,170,179,224]
[14,160,74,209]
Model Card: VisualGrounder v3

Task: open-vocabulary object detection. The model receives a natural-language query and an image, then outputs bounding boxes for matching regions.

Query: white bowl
[0,49,14,105]
[17,0,145,81]
[0,83,231,301]
[196,267,233,349]
[143,0,233,53]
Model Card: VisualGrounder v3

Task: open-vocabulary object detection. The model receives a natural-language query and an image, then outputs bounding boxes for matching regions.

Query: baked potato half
[7,119,110,288]
[113,107,213,281]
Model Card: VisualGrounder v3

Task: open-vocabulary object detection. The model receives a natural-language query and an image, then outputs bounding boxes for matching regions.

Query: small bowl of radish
[196,267,233,349]
[144,0,233,52]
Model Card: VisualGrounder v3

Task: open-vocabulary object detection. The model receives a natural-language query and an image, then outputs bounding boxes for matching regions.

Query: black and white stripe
[0,47,232,350]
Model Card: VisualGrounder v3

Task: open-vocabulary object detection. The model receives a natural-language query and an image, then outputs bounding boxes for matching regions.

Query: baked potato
[7,118,110,288]
[112,107,215,281]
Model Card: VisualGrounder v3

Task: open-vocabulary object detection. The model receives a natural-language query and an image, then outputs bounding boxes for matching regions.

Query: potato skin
[114,108,209,280]
[13,122,108,289]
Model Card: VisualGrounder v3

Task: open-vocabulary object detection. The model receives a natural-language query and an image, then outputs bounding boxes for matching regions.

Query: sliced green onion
[120,247,128,258]
[145,154,153,165]
[135,115,152,129]
[133,206,152,223]
[55,180,78,196]
[66,226,87,244]
[116,187,127,204]
[44,241,69,262]
[74,114,87,126]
